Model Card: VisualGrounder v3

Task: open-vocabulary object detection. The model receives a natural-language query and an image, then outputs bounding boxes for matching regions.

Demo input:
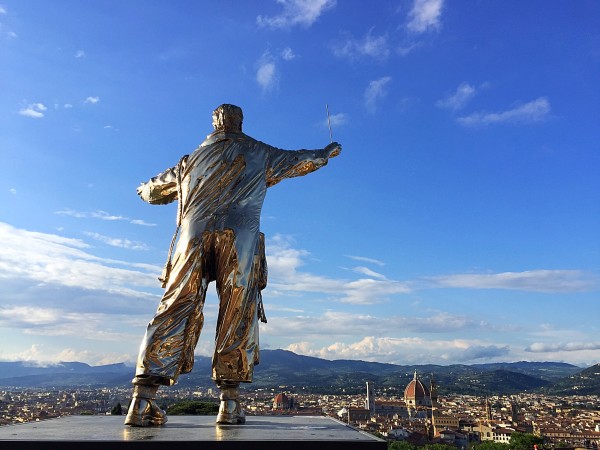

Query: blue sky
[1,0,599,368]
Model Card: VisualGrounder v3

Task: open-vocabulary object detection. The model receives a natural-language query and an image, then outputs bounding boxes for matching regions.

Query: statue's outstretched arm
[136,157,188,205]
[265,141,341,187]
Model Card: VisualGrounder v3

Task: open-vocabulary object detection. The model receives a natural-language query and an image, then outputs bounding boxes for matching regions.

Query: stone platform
[0,415,386,449]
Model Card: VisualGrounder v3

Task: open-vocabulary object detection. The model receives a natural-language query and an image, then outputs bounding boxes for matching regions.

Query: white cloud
[364,76,392,113]
[286,336,509,364]
[437,82,477,111]
[0,5,6,14]
[332,28,389,61]
[281,47,296,60]
[266,234,410,304]
[19,103,47,118]
[457,97,551,126]
[0,343,135,366]
[427,269,598,293]
[263,310,487,342]
[256,53,277,91]
[525,342,600,353]
[83,232,149,251]
[9,188,16,195]
[84,96,100,104]
[407,0,444,33]
[257,0,336,29]
[0,222,160,294]
[64,103,73,108]
[75,50,86,58]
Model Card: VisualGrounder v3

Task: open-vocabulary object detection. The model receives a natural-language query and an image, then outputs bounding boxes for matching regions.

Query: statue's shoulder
[201,131,256,147]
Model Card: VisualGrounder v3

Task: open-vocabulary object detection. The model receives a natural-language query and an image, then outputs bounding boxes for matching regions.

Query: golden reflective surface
[133,104,341,386]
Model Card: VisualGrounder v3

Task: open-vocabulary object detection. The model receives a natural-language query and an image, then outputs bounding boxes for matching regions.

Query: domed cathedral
[404,370,436,418]
[273,393,297,411]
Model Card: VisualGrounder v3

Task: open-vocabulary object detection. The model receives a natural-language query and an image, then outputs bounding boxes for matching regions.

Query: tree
[389,441,418,450]
[509,432,544,450]
[423,444,458,450]
[472,441,510,450]
[110,402,123,415]
[166,401,219,415]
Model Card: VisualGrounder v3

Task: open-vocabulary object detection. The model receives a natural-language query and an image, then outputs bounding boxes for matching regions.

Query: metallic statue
[125,104,341,426]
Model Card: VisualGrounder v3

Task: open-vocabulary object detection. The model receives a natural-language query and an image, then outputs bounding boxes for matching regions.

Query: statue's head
[212,104,243,132]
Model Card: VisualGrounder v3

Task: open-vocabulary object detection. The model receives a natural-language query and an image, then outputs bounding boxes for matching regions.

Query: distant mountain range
[1,350,598,396]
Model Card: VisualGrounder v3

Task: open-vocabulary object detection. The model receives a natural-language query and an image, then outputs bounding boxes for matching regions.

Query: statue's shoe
[124,398,168,427]
[216,399,246,425]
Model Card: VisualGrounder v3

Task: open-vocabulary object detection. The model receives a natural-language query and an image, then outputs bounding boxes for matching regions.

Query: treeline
[388,433,544,450]
[166,400,219,415]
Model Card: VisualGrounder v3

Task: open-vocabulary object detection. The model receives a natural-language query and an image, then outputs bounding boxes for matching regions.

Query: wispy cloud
[9,188,16,195]
[345,255,385,266]
[83,232,149,250]
[457,97,551,126]
[281,47,296,60]
[74,50,86,58]
[397,41,422,56]
[427,269,598,293]
[256,52,278,91]
[407,0,444,33]
[525,342,600,353]
[55,209,154,226]
[436,82,482,111]
[321,112,348,133]
[332,28,389,61]
[130,219,157,227]
[0,5,7,14]
[352,266,387,280]
[84,96,100,104]
[364,76,392,113]
[257,0,336,29]
[19,103,47,118]
[56,209,124,221]
[328,112,347,127]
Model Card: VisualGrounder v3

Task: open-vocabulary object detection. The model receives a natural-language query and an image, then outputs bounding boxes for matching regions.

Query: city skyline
[1,1,599,368]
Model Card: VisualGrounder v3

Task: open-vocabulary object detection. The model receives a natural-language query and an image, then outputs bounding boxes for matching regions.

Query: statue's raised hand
[326,142,342,158]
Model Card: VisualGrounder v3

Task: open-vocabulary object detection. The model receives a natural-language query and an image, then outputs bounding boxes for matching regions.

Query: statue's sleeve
[265,145,331,188]
[137,157,187,205]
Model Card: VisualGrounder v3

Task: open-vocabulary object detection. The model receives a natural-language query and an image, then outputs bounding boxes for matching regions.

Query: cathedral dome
[404,370,431,407]
[273,392,294,410]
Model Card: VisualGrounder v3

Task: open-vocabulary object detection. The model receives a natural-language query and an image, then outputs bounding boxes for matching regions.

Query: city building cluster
[1,373,599,448]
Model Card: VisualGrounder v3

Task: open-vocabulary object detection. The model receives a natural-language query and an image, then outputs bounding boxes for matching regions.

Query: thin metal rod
[326,103,333,143]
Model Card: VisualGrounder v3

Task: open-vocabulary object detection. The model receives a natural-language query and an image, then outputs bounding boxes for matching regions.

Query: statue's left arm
[136,156,188,205]
[265,142,341,187]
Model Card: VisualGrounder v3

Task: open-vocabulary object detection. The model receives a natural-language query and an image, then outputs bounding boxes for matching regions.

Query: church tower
[485,397,492,421]
[430,374,438,436]
[365,381,375,415]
